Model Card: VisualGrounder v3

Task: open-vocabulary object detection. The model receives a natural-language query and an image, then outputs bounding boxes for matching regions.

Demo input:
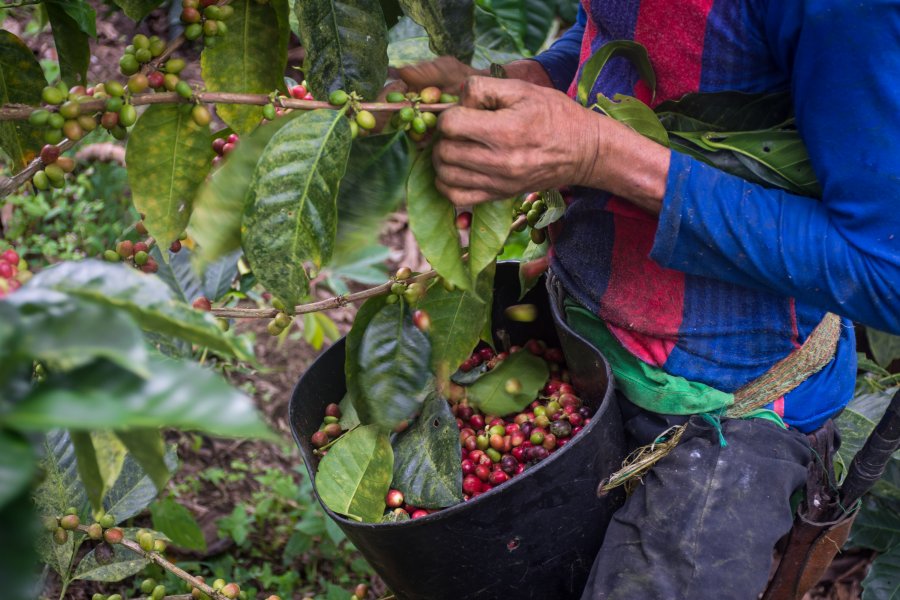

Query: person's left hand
[432,76,602,205]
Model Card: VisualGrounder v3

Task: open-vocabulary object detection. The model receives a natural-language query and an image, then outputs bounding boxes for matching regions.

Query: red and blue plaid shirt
[533,0,900,432]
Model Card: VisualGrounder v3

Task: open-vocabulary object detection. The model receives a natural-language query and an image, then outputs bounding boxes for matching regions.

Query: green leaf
[469,198,512,284]
[24,260,253,361]
[151,496,207,552]
[656,91,794,133]
[577,40,656,106]
[115,429,170,492]
[467,350,548,414]
[354,302,432,429]
[5,288,149,375]
[407,146,470,290]
[45,1,92,87]
[0,431,35,512]
[90,431,127,496]
[518,239,548,299]
[533,189,566,229]
[47,0,97,36]
[419,262,494,378]
[397,0,475,63]
[869,328,900,369]
[243,109,352,307]
[334,132,410,262]
[151,245,203,304]
[338,392,361,430]
[203,251,240,301]
[4,357,274,439]
[0,31,46,172]
[477,0,553,55]
[295,0,389,100]
[111,0,166,20]
[191,112,305,265]
[104,447,178,523]
[836,389,900,501]
[387,17,437,67]
[316,425,393,523]
[392,391,463,508]
[345,295,389,420]
[201,0,287,134]
[72,542,149,582]
[593,94,669,147]
[126,104,214,250]
[70,430,105,513]
[862,530,900,599]
[327,244,390,287]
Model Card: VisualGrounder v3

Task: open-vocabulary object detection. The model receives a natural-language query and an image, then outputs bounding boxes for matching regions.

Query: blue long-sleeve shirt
[532,1,900,431]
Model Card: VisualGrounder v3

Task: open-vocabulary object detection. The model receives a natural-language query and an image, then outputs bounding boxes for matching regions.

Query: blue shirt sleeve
[532,4,586,91]
[650,0,900,334]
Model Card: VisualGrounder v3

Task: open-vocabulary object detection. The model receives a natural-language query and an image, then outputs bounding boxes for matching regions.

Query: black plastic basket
[290,263,626,599]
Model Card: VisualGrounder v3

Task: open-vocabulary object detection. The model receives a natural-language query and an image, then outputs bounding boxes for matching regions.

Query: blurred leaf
[111,0,166,20]
[191,113,304,265]
[243,109,352,307]
[4,357,274,440]
[327,244,390,286]
[407,147,470,290]
[45,1,92,86]
[534,189,565,229]
[296,0,389,100]
[73,543,149,582]
[203,250,240,301]
[317,425,393,523]
[104,447,178,523]
[869,329,900,369]
[518,239,548,299]
[0,431,35,512]
[656,91,794,133]
[351,303,432,429]
[392,391,462,508]
[338,393,361,430]
[151,496,206,552]
[151,246,203,304]
[115,429,170,492]
[333,132,410,262]
[397,0,475,63]
[24,260,253,361]
[70,430,104,513]
[0,31,46,172]
[201,0,287,134]
[345,295,389,421]
[90,431,127,495]
[836,388,900,502]
[419,263,494,378]
[467,350,548,414]
[862,538,900,599]
[469,199,512,284]
[126,105,214,249]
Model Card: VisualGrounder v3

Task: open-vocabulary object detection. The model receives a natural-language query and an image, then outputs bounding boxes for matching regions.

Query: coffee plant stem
[0,0,43,7]
[212,269,440,319]
[211,214,528,319]
[0,138,75,197]
[0,95,454,121]
[73,524,228,600]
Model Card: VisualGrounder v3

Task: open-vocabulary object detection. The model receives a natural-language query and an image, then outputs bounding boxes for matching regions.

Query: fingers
[459,76,531,110]
[437,106,505,143]
[433,139,498,175]
[397,56,476,92]
[376,79,408,102]
[434,179,497,206]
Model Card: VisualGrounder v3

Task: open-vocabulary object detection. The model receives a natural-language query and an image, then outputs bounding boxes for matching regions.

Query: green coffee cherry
[349,120,359,139]
[44,129,64,145]
[355,110,376,130]
[119,54,140,75]
[134,251,149,266]
[141,578,158,594]
[29,109,50,126]
[47,113,65,129]
[138,531,154,552]
[118,104,137,127]
[150,36,167,57]
[185,23,203,40]
[175,80,194,99]
[328,89,349,106]
[44,164,65,186]
[32,170,49,190]
[263,103,276,120]
[412,116,427,134]
[41,86,65,105]
[386,91,406,103]
[133,34,150,49]
[104,249,120,262]
[135,47,152,63]
[99,514,115,528]
[203,19,219,36]
[192,105,211,127]
[152,585,166,600]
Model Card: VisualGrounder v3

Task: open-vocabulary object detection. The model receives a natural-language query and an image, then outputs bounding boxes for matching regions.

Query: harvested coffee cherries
[311,402,346,451]
[389,340,591,519]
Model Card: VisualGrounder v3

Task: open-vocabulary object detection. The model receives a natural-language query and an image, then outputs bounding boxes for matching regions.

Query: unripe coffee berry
[419,86,441,104]
[134,250,149,266]
[104,527,124,544]
[53,527,69,545]
[60,514,80,530]
[99,514,115,528]
[328,90,349,106]
[355,110,376,130]
[192,105,211,127]
[87,522,103,540]
[152,585,166,600]
[138,531,154,551]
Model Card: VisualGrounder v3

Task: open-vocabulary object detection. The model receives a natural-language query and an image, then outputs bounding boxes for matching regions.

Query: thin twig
[0,94,453,121]
[211,213,529,319]
[0,0,42,7]
[74,525,227,600]
[0,138,76,198]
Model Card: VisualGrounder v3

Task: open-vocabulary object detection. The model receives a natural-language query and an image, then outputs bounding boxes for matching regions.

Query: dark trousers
[581,395,812,600]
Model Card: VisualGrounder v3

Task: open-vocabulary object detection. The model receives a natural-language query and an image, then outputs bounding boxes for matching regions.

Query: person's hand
[432,76,603,205]
[432,76,671,212]
[397,56,483,95]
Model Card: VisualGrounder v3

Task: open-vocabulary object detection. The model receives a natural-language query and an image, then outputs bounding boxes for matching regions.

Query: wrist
[502,60,554,88]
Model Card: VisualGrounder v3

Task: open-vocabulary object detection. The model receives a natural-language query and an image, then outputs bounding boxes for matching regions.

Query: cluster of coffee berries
[290,82,315,102]
[181,0,234,46]
[30,144,76,189]
[118,34,166,75]
[311,402,348,450]
[515,192,550,244]
[104,237,156,273]
[325,89,375,139]
[385,86,453,142]
[211,132,240,168]
[30,84,101,143]
[385,266,428,306]
[46,510,127,564]
[136,578,169,600]
[0,248,31,299]
[188,576,247,600]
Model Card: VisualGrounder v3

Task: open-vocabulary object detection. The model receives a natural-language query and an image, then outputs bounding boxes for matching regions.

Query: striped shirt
[533,0,900,432]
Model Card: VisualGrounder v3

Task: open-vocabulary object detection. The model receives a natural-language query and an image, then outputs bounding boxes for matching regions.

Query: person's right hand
[396,56,484,95]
